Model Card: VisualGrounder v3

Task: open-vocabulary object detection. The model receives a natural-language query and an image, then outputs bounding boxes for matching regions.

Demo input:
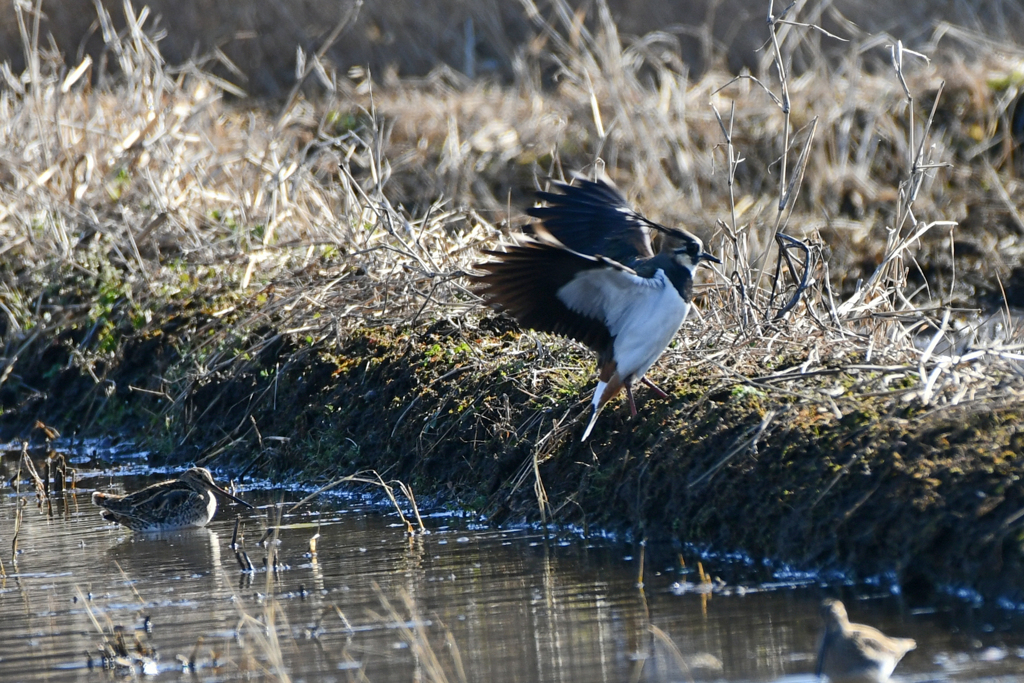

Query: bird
[472,178,719,440]
[816,598,917,683]
[91,467,253,531]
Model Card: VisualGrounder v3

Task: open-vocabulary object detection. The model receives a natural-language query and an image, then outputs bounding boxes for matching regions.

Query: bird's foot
[641,377,670,400]
[625,383,638,417]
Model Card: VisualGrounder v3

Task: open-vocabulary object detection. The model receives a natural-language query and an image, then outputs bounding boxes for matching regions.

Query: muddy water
[2,445,1024,682]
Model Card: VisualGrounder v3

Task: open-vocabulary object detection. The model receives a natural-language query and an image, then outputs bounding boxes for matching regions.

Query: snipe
[91,467,253,531]
[816,598,916,683]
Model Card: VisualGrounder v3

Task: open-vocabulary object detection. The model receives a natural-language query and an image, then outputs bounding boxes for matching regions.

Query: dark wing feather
[95,481,194,514]
[93,479,175,512]
[472,240,631,359]
[110,489,198,526]
[150,489,198,514]
[526,179,657,263]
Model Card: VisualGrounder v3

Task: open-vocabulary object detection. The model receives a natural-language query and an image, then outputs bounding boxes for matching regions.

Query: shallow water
[2,444,1024,682]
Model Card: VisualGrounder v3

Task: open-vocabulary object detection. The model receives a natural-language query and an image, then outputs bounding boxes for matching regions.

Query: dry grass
[1,0,1024,470]
[371,585,468,683]
[2,1,1022,93]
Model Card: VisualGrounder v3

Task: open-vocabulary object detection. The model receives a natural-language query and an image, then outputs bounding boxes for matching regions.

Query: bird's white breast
[609,270,689,380]
[557,267,690,380]
[203,494,218,523]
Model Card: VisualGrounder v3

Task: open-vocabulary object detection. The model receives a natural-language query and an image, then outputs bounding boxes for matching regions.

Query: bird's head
[182,467,254,508]
[182,467,217,487]
[820,598,849,629]
[665,230,720,273]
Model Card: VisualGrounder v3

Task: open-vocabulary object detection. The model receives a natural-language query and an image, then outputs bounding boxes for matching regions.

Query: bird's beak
[700,252,721,265]
[211,483,254,509]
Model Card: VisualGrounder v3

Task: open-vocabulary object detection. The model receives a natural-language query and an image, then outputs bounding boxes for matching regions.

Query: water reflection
[1,448,1024,681]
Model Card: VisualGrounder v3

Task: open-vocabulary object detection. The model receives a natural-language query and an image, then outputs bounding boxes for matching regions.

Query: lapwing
[92,467,253,531]
[816,598,917,683]
[472,178,719,440]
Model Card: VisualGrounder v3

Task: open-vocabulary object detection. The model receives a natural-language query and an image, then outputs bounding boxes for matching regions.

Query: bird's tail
[581,403,603,441]
[582,375,622,441]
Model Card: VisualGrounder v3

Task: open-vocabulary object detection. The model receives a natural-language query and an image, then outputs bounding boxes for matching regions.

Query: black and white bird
[472,178,719,440]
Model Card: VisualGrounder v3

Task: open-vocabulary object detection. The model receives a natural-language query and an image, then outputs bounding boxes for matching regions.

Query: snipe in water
[91,467,253,531]
[816,598,916,683]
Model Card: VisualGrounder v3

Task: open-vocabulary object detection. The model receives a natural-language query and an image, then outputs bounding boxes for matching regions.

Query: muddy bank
[3,272,1024,605]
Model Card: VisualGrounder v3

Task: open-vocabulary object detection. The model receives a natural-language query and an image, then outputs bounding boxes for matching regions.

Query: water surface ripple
[1,453,1023,682]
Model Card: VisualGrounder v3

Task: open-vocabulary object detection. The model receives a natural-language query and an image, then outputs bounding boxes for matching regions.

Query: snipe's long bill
[91,467,253,532]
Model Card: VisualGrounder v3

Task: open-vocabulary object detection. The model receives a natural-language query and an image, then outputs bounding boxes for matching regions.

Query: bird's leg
[641,376,670,400]
[625,382,638,417]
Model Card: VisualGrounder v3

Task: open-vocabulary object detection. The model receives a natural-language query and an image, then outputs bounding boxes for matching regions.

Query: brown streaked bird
[816,598,917,683]
[472,178,719,440]
[91,467,253,531]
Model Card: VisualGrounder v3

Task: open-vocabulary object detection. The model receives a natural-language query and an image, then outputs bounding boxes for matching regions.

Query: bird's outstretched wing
[526,179,659,263]
[473,239,656,361]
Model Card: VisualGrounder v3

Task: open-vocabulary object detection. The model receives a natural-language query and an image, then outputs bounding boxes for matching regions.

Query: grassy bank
[3,1,1024,602]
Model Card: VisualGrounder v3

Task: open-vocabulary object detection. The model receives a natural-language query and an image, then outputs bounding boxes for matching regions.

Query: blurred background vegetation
[1,0,1022,93]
